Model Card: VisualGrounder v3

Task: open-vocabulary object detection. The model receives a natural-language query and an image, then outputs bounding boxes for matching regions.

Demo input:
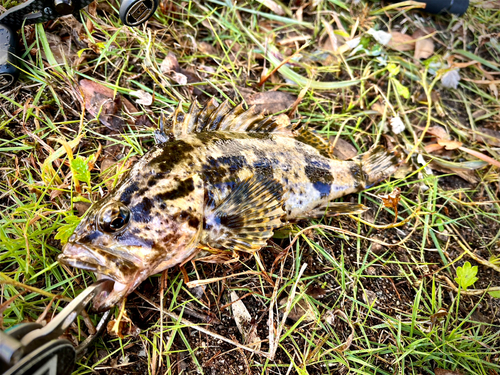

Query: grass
[1,0,500,374]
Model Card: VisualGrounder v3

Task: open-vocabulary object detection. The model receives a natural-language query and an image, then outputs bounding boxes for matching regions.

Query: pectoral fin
[201,176,286,251]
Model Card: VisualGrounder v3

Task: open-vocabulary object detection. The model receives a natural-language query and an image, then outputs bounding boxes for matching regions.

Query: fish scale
[59,99,400,311]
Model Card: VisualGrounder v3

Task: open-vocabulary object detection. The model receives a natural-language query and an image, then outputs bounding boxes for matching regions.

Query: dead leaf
[367,28,392,45]
[475,0,500,9]
[387,31,415,51]
[476,127,500,146]
[324,310,354,352]
[79,79,137,130]
[160,52,180,73]
[489,82,498,98]
[330,138,358,160]
[371,102,385,115]
[171,71,188,85]
[44,32,66,65]
[74,202,91,217]
[425,143,445,153]
[130,89,153,106]
[437,139,463,150]
[414,37,434,59]
[100,157,118,189]
[256,0,284,15]
[198,41,218,55]
[413,29,435,59]
[430,308,447,328]
[246,91,297,114]
[434,369,463,375]
[320,18,338,53]
[393,163,412,179]
[230,291,261,350]
[428,161,479,184]
[306,285,327,299]
[279,296,316,322]
[425,125,450,140]
[379,187,401,222]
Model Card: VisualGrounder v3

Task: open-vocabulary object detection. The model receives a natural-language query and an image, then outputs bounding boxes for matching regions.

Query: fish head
[59,171,205,311]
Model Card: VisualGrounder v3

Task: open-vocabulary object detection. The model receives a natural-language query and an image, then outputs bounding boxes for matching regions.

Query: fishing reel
[0,0,159,90]
[386,0,469,15]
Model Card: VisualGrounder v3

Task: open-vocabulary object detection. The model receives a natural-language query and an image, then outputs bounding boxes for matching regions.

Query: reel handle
[119,0,159,26]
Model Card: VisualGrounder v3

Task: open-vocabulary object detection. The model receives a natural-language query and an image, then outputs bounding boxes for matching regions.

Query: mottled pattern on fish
[59,99,400,311]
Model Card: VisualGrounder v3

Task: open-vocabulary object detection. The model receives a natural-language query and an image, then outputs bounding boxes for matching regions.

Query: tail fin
[354,146,400,188]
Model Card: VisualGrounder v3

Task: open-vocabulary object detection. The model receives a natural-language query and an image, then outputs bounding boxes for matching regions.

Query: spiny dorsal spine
[159,99,294,140]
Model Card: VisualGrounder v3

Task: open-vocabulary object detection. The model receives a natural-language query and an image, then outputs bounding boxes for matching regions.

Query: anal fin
[299,202,368,219]
[201,176,286,252]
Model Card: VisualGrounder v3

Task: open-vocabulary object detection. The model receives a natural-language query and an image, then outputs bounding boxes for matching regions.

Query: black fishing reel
[0,0,159,90]
[386,0,469,15]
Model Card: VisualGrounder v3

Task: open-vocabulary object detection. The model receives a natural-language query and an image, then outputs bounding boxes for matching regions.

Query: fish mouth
[58,242,143,311]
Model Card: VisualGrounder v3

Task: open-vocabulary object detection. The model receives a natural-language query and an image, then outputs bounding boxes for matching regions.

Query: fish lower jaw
[94,273,131,311]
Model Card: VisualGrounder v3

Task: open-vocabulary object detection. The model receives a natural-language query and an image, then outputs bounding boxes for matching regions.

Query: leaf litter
[1,1,500,375]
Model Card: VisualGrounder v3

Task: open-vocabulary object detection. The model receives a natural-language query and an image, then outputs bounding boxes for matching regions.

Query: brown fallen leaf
[306,285,327,299]
[437,138,463,150]
[428,160,479,184]
[425,125,450,140]
[414,37,434,59]
[197,41,218,55]
[100,157,118,190]
[246,91,297,114]
[387,31,415,51]
[476,127,500,146]
[331,138,358,160]
[424,143,445,153]
[430,307,447,329]
[256,0,284,15]
[379,187,401,222]
[475,0,500,9]
[74,202,91,217]
[393,162,412,179]
[160,52,181,73]
[371,102,385,115]
[434,369,463,375]
[130,89,153,106]
[279,296,316,322]
[79,79,137,130]
[413,29,435,60]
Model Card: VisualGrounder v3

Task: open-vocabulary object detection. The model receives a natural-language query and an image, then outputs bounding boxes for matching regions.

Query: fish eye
[99,203,130,233]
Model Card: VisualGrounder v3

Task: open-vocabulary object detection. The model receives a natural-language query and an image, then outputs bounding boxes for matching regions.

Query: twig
[437,275,500,295]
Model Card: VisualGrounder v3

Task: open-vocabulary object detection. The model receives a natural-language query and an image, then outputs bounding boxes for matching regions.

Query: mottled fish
[59,99,400,311]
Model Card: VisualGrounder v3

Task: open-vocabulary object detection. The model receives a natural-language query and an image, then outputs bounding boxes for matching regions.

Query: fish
[58,99,400,311]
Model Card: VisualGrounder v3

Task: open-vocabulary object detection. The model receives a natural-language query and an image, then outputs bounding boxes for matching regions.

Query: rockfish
[59,99,400,311]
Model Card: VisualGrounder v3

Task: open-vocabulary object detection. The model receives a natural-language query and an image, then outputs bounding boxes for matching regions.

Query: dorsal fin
[154,100,337,160]
[154,99,294,143]
[295,127,334,158]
